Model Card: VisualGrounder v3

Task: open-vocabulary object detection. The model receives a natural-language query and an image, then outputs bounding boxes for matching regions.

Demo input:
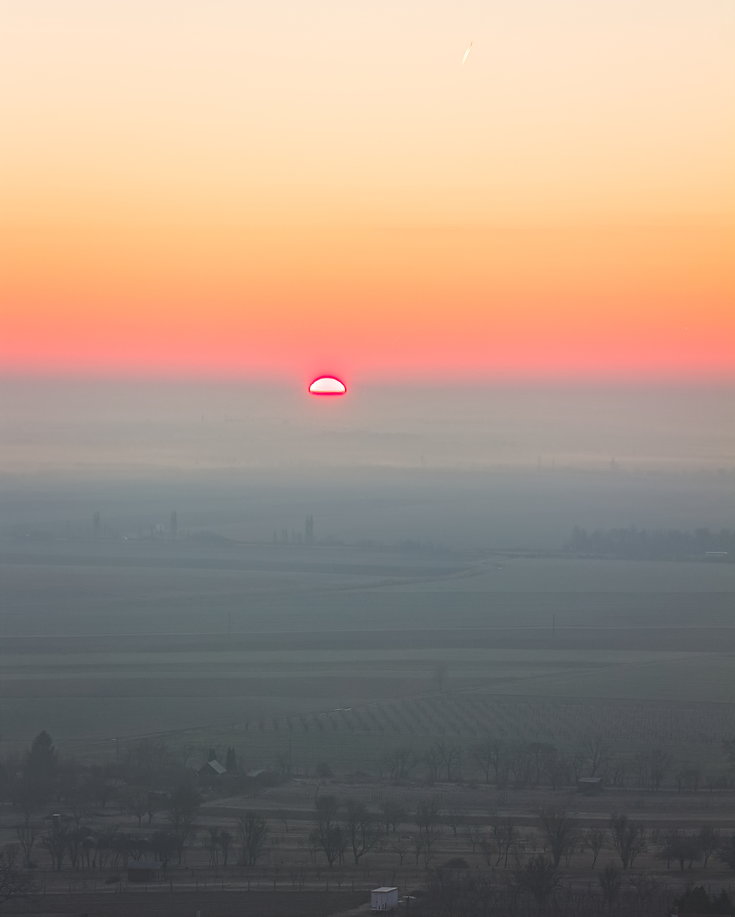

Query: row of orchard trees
[378,736,735,792]
[5,791,270,873]
[4,732,735,877]
[307,796,735,878]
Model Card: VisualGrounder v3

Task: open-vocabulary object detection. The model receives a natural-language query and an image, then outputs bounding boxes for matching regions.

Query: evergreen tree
[23,731,58,802]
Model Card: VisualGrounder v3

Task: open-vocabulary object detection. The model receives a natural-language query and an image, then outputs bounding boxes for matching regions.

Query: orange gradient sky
[3,0,734,381]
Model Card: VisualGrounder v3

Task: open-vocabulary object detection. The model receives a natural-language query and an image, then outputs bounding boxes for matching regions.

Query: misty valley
[1,460,734,916]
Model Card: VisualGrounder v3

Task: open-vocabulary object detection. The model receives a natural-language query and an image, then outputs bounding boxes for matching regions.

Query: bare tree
[146,791,161,825]
[538,808,578,868]
[659,829,700,872]
[219,829,233,867]
[489,741,510,789]
[719,833,735,870]
[584,736,612,778]
[634,747,671,791]
[527,742,556,787]
[512,855,560,913]
[488,817,517,869]
[343,800,381,865]
[464,824,484,854]
[628,873,661,913]
[471,736,499,784]
[583,826,607,868]
[609,813,646,869]
[119,785,149,828]
[424,745,442,785]
[509,745,534,789]
[411,833,425,866]
[429,868,501,917]
[167,785,201,864]
[379,797,407,834]
[205,827,221,868]
[415,797,442,860]
[11,778,40,826]
[79,832,97,870]
[120,738,180,790]
[676,767,701,793]
[722,736,735,768]
[608,757,629,789]
[444,804,465,837]
[310,796,344,868]
[382,747,419,783]
[435,742,462,782]
[0,846,36,908]
[40,820,70,871]
[150,830,177,871]
[388,835,411,866]
[237,812,269,867]
[542,748,571,790]
[648,747,671,791]
[66,825,92,871]
[698,824,719,868]
[14,823,37,869]
[597,864,621,911]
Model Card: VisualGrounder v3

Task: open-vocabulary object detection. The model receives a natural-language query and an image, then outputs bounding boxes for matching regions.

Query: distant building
[127,860,161,883]
[185,755,227,782]
[371,887,399,911]
[243,768,280,790]
[577,776,603,794]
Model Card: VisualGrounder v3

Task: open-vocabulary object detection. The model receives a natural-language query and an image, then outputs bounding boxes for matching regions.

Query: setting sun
[309,376,347,395]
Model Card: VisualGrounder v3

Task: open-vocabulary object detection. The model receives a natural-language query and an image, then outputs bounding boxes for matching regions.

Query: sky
[2,0,734,383]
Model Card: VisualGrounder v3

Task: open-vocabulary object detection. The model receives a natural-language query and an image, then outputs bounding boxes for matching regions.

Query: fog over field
[3,377,734,472]
[3,0,734,906]
[0,376,733,752]
[2,376,735,917]
[1,377,734,549]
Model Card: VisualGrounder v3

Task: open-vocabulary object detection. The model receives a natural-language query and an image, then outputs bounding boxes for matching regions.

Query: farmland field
[1,530,734,779]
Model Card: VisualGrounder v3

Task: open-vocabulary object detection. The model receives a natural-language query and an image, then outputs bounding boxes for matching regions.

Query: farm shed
[577,776,603,794]
[185,755,227,782]
[371,887,399,910]
[127,860,161,883]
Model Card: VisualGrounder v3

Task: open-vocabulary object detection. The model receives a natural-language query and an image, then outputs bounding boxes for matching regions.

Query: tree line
[566,526,734,560]
[4,733,735,915]
[378,735,734,793]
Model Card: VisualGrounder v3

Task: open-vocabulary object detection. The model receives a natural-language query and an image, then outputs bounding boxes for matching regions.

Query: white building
[371,887,399,911]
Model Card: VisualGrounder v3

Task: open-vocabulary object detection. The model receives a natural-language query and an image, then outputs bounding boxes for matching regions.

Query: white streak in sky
[461,42,473,65]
